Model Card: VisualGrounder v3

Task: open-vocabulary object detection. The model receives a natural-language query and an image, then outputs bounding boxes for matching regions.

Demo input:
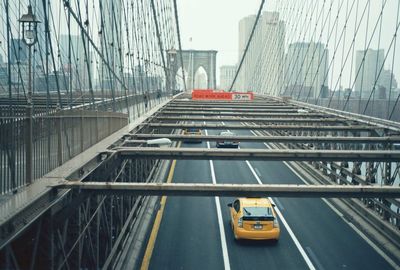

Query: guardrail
[0,107,127,194]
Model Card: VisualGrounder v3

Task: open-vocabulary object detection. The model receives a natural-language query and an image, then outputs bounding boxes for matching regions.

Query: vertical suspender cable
[173,0,187,91]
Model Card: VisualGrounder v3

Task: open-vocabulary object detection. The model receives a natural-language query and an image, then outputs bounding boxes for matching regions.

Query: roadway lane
[148,124,396,270]
[235,128,395,269]
[149,141,224,270]
[207,128,310,270]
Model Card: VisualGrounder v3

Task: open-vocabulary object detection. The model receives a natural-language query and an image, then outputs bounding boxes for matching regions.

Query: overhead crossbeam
[115,147,400,162]
[155,116,346,123]
[55,182,400,198]
[163,107,302,113]
[132,134,400,144]
[144,123,378,131]
[165,106,298,113]
[166,104,297,109]
[170,100,284,105]
[160,111,344,118]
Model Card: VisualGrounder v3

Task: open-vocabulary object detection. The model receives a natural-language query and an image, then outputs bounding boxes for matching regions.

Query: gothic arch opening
[168,50,217,91]
[194,66,208,89]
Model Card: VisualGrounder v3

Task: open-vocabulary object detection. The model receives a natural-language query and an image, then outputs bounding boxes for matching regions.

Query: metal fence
[0,106,128,194]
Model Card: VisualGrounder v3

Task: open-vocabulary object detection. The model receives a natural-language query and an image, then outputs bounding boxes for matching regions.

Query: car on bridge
[216,131,239,148]
[227,197,280,241]
[182,127,202,143]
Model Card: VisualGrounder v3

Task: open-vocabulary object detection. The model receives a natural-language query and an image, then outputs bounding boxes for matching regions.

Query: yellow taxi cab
[227,197,280,241]
[182,128,202,143]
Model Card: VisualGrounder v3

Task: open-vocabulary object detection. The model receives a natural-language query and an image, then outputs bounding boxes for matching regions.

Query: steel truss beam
[163,107,302,113]
[160,111,327,117]
[144,123,379,132]
[115,147,400,162]
[170,101,285,105]
[131,134,400,144]
[166,104,297,109]
[155,116,347,123]
[55,182,400,198]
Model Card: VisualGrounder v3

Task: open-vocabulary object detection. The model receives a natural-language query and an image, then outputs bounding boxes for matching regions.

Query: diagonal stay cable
[62,0,128,93]
[229,0,266,92]
[173,0,187,91]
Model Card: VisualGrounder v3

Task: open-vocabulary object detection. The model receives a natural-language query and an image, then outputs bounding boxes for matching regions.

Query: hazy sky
[177,0,400,89]
[178,1,268,67]
[1,0,398,90]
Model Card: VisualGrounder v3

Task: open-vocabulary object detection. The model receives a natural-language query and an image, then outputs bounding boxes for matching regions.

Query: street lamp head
[19,5,41,46]
[169,48,177,62]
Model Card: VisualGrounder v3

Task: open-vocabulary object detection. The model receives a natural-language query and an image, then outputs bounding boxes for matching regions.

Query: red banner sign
[192,89,253,101]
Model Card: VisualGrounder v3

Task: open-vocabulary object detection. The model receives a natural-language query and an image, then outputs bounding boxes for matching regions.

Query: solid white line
[285,161,400,270]
[305,247,325,270]
[244,160,316,270]
[249,130,399,269]
[272,197,285,211]
[205,128,231,270]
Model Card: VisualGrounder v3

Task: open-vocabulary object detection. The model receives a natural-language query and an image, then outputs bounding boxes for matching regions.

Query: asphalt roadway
[147,125,396,270]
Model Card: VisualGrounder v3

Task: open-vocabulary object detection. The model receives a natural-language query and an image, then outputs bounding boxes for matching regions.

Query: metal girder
[145,123,378,131]
[115,147,400,162]
[160,111,344,118]
[55,182,400,198]
[163,107,301,113]
[170,100,284,105]
[166,104,296,109]
[132,134,400,144]
[286,98,400,133]
[155,116,346,123]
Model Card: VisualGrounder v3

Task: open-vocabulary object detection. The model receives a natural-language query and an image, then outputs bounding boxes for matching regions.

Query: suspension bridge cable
[229,0,265,92]
[173,0,187,91]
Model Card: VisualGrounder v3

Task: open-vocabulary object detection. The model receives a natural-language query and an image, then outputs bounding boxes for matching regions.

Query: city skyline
[178,1,400,90]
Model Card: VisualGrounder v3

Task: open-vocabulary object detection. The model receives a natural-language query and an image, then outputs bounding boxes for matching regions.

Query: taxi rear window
[242,207,274,221]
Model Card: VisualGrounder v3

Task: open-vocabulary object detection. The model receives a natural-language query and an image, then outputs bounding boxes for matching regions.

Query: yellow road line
[140,154,178,270]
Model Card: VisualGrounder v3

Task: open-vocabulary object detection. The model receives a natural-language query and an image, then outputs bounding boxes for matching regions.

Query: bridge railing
[0,106,128,194]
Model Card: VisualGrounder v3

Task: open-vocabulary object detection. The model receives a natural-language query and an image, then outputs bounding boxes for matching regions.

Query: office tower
[285,42,329,99]
[237,12,285,95]
[219,65,236,90]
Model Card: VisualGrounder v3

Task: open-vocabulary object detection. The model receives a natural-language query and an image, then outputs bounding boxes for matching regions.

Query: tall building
[237,11,285,95]
[100,0,123,89]
[0,64,7,87]
[355,49,395,99]
[30,2,46,70]
[10,39,28,64]
[0,53,3,64]
[238,15,256,62]
[219,65,236,90]
[284,42,329,99]
[59,34,91,90]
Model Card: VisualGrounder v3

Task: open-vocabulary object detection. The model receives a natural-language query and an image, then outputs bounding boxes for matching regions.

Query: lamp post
[168,48,177,94]
[19,5,40,185]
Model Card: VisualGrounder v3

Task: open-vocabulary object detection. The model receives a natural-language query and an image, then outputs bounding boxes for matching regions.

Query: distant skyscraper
[10,39,28,64]
[219,65,236,90]
[285,42,329,99]
[355,49,389,99]
[101,0,123,88]
[238,15,256,62]
[59,34,90,90]
[0,53,3,64]
[30,2,46,70]
[237,11,285,95]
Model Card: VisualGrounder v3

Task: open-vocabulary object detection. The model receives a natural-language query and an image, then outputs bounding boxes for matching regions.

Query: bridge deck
[0,100,169,248]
